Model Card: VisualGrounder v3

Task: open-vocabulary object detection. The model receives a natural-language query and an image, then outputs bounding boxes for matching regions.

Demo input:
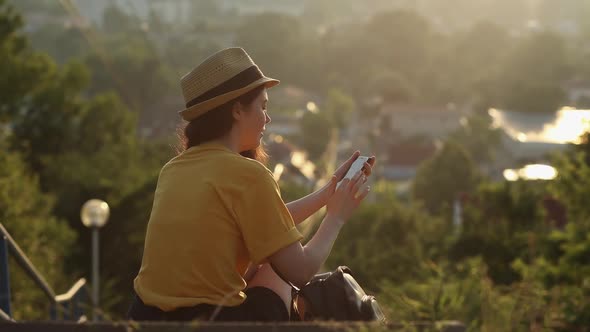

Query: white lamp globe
[81,199,110,228]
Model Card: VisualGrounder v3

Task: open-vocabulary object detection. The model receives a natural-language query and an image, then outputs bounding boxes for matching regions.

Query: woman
[128,47,375,321]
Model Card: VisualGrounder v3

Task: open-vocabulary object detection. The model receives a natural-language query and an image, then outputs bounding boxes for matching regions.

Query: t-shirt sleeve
[233,166,303,264]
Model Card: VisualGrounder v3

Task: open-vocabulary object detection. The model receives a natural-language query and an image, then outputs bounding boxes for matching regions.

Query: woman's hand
[334,151,376,179]
[325,168,371,226]
[325,151,376,199]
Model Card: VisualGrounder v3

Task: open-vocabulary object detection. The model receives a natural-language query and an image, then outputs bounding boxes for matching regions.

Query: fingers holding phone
[327,169,371,222]
[336,156,369,190]
[363,156,376,176]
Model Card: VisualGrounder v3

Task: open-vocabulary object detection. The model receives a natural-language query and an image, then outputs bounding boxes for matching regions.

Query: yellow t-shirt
[133,142,303,311]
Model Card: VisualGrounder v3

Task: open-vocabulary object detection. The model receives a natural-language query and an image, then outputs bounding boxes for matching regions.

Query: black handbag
[293,266,387,322]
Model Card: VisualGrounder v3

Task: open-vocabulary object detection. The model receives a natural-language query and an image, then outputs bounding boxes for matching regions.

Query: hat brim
[179,76,279,121]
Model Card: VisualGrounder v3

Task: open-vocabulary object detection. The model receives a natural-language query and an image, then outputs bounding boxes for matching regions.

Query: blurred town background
[2,0,590,329]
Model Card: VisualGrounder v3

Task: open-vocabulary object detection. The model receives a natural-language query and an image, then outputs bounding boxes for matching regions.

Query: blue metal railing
[0,223,91,322]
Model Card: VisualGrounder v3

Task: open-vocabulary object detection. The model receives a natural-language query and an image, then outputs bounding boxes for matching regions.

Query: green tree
[1,1,171,318]
[507,130,590,327]
[234,12,305,85]
[549,138,590,222]
[0,1,39,123]
[98,176,159,316]
[447,114,503,164]
[412,141,480,215]
[501,80,566,114]
[573,132,590,165]
[380,257,549,331]
[189,0,222,19]
[450,180,549,285]
[298,111,333,161]
[102,5,138,35]
[327,181,450,291]
[9,60,91,172]
[83,35,176,115]
[27,23,88,64]
[513,222,590,328]
[436,21,511,105]
[8,0,61,15]
[363,9,434,82]
[497,31,570,113]
[0,144,76,320]
[324,88,355,129]
[366,70,416,103]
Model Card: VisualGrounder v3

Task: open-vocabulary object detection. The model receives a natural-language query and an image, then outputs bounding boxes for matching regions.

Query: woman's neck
[213,131,242,154]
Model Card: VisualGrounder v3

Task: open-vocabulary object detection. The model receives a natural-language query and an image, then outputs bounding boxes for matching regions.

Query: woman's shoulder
[167,147,274,181]
[229,154,273,177]
[208,154,277,192]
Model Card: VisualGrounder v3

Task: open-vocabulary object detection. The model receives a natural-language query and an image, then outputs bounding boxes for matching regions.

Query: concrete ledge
[0,321,465,332]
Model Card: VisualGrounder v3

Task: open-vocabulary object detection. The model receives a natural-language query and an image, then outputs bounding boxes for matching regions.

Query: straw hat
[179,48,279,121]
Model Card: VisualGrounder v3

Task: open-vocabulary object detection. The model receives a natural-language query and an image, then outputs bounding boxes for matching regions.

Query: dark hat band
[185,65,264,108]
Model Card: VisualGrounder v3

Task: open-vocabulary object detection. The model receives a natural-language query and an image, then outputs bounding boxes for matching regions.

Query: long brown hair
[176,85,268,164]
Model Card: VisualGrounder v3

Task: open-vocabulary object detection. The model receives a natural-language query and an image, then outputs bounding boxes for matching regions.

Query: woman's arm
[286,184,330,225]
[243,263,260,283]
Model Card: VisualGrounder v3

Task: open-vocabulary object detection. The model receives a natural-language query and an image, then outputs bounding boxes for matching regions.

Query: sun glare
[489,108,590,144]
[503,169,519,181]
[543,108,590,144]
[273,163,285,181]
[306,101,318,113]
[291,151,305,168]
[503,164,558,181]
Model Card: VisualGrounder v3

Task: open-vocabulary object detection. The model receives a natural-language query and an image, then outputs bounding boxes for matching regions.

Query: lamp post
[80,199,110,322]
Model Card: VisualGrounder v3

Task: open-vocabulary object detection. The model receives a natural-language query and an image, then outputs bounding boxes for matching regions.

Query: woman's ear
[232,102,243,121]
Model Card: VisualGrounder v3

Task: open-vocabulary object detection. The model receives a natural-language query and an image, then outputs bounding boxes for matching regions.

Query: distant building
[380,102,471,139]
[340,101,470,184]
[380,141,437,181]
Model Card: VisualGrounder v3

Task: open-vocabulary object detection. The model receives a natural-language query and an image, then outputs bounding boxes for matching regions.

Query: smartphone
[336,156,369,190]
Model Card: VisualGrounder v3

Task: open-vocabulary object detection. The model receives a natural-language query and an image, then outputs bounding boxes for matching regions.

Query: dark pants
[127,287,289,321]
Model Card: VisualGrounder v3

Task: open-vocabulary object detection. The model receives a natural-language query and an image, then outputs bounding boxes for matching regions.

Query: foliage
[380,258,550,332]
[447,114,503,164]
[298,110,333,161]
[0,145,76,320]
[494,31,570,113]
[327,182,450,292]
[412,141,480,215]
[512,222,590,329]
[450,180,549,285]
[83,34,177,115]
[279,179,311,205]
[0,0,171,319]
[549,151,590,223]
[234,12,307,87]
[367,71,416,103]
[324,88,355,129]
